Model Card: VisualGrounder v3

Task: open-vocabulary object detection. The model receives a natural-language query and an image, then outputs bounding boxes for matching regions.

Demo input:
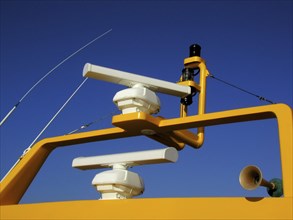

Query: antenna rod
[27,78,88,150]
[1,78,88,182]
[0,28,112,127]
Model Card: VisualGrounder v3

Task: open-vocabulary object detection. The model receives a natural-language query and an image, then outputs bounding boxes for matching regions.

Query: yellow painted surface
[0,49,292,220]
[1,197,292,219]
[1,104,292,206]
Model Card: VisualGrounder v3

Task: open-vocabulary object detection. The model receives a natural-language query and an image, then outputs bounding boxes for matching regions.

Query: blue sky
[0,1,292,203]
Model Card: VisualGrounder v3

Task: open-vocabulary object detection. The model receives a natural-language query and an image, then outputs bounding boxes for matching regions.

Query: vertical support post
[178,45,209,148]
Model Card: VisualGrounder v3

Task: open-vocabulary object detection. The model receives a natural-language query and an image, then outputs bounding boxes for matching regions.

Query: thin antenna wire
[1,78,88,182]
[209,74,276,104]
[0,29,112,127]
[66,109,120,135]
[27,78,88,149]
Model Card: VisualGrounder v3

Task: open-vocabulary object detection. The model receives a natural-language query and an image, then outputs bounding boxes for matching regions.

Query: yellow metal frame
[1,55,292,219]
[178,56,210,148]
[1,104,292,219]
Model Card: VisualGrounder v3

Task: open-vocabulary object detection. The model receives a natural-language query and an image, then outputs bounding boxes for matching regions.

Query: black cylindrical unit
[189,44,201,57]
[181,68,194,81]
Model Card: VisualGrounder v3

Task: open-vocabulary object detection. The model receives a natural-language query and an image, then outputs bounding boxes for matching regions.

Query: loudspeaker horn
[239,165,283,197]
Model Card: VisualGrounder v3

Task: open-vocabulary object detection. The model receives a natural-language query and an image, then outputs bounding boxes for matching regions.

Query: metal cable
[26,78,88,150]
[66,109,120,135]
[1,78,88,182]
[209,74,276,104]
[0,29,112,127]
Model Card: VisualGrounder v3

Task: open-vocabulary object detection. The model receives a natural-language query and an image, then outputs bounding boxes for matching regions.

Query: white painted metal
[92,168,144,200]
[72,147,178,170]
[113,84,161,114]
[83,63,191,98]
[73,148,178,200]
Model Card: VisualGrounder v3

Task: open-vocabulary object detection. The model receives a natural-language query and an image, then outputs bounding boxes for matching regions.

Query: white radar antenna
[72,147,178,200]
[83,63,191,114]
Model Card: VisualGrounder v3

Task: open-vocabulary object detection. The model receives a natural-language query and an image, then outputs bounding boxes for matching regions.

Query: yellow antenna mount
[177,44,209,148]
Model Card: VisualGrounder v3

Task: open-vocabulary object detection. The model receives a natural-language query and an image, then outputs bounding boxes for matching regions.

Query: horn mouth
[239,165,284,197]
[239,165,262,190]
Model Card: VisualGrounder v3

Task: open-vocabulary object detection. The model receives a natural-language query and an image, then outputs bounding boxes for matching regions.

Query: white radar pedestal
[72,147,178,200]
[113,84,160,115]
[92,164,144,200]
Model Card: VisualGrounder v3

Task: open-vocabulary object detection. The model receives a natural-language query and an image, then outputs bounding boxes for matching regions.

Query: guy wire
[208,74,276,104]
[66,109,120,135]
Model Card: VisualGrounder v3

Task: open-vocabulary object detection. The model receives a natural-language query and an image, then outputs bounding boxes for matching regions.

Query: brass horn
[239,165,283,197]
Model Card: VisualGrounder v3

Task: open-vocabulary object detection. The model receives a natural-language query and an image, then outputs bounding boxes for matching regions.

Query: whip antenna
[0,28,112,127]
[26,78,88,150]
[1,77,88,182]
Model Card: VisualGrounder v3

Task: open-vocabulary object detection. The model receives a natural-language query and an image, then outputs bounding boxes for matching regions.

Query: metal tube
[178,60,208,149]
[261,179,275,190]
